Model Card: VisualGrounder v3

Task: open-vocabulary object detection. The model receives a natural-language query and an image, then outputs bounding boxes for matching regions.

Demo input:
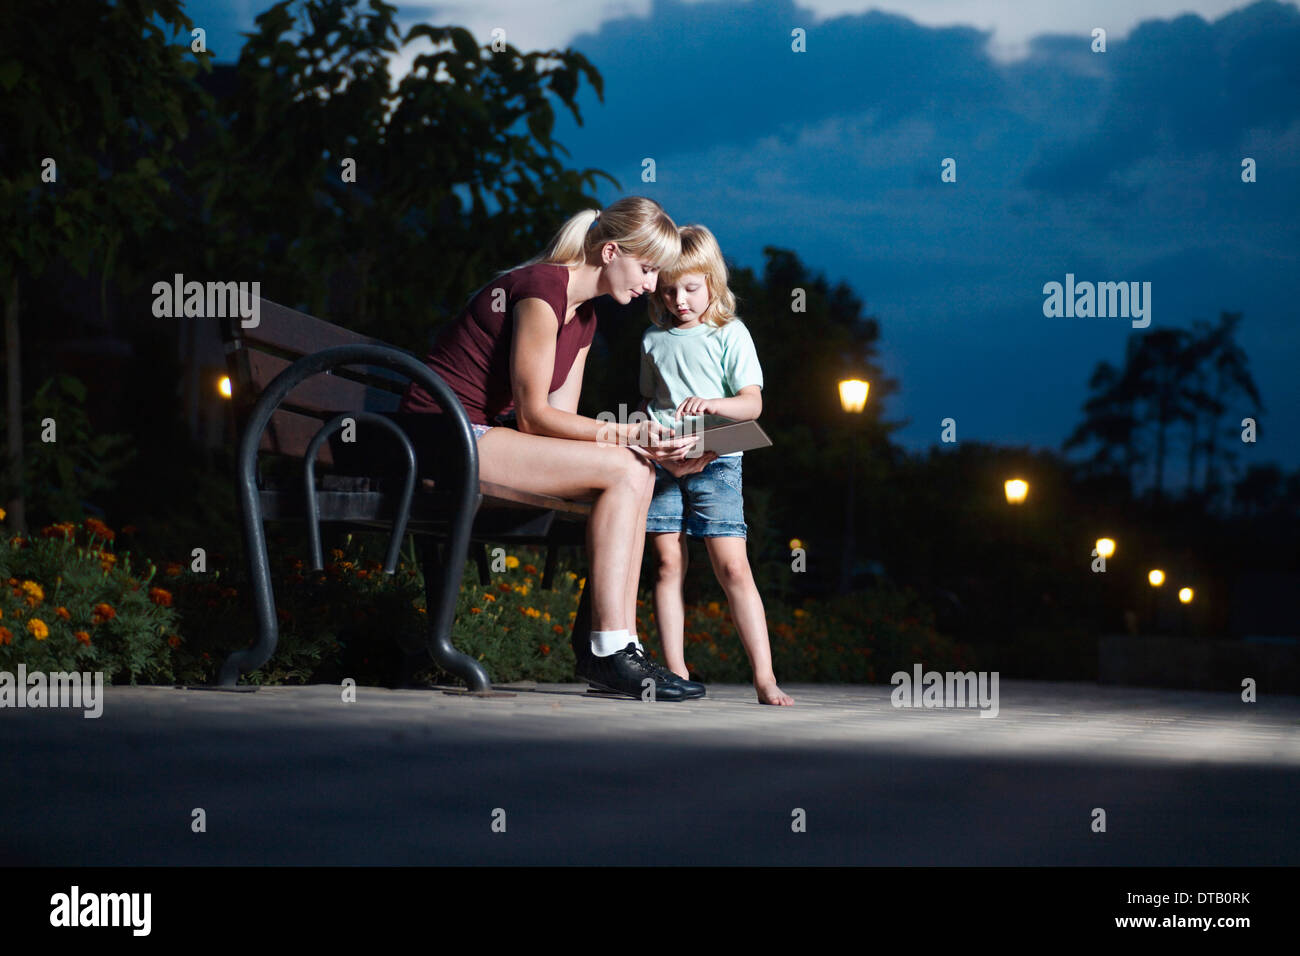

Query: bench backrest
[220,298,409,467]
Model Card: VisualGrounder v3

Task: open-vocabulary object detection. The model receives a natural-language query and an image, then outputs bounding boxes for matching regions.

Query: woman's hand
[622,419,699,462]
[656,451,719,476]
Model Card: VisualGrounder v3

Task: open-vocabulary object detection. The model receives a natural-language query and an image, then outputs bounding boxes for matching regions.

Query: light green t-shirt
[639,318,764,457]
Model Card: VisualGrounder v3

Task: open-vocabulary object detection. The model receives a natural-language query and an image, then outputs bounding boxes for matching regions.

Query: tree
[0,0,211,531]
[1197,312,1262,504]
[191,0,613,348]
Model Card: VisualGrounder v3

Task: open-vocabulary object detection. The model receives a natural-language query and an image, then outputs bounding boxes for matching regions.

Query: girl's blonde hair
[503,196,681,276]
[646,224,737,329]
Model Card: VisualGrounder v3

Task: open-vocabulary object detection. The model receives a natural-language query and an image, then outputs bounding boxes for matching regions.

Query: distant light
[1095,537,1115,559]
[218,375,232,399]
[1179,587,1194,604]
[1148,569,1165,587]
[1004,479,1028,504]
[789,538,803,550]
[838,379,870,414]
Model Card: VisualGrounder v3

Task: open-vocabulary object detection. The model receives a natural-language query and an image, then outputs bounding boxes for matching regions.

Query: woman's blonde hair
[646,224,737,329]
[503,196,681,276]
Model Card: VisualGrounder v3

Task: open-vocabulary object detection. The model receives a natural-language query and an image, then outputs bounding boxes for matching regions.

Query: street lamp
[217,375,232,399]
[1004,479,1028,505]
[1178,587,1194,604]
[1095,537,1115,559]
[1143,569,1166,635]
[838,378,869,592]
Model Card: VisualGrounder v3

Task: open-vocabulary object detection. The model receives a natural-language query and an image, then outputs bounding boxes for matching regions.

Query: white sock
[590,629,631,657]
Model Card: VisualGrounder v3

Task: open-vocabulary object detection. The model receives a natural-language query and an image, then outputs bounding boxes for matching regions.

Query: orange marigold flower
[0,626,11,645]
[21,580,44,602]
[331,548,344,560]
[149,587,173,607]
[28,618,50,640]
[552,624,564,634]
[540,643,551,655]
[91,603,116,624]
[167,634,181,648]
[471,607,482,614]
[55,607,71,620]
[84,518,115,541]
[497,583,512,593]
[483,593,496,602]
[523,563,538,575]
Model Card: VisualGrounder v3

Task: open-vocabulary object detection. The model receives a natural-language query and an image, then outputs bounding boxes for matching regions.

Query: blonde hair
[647,224,737,329]
[501,196,681,277]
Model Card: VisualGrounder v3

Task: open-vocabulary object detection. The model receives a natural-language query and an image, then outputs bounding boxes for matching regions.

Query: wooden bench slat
[243,351,402,416]
[239,299,383,354]
[260,408,335,464]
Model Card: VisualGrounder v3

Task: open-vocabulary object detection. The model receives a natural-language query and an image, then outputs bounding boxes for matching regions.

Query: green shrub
[0,516,177,682]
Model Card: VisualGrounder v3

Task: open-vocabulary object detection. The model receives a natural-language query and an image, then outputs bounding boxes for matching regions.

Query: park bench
[217,297,594,691]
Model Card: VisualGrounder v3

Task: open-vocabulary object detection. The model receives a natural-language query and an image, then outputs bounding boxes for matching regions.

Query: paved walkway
[1,680,1297,864]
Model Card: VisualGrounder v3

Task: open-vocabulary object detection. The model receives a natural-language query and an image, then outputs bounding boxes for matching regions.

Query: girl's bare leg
[651,531,690,678]
[703,536,793,705]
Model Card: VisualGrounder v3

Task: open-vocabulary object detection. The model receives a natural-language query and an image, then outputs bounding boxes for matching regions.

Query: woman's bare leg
[476,428,654,634]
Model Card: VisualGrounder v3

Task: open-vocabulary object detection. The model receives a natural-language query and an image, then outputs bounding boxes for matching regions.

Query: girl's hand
[674,396,720,419]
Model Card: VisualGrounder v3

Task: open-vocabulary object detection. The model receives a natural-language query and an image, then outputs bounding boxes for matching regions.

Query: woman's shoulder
[504,262,567,298]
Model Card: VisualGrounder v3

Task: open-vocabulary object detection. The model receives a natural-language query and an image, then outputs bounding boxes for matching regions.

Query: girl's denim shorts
[646,454,746,538]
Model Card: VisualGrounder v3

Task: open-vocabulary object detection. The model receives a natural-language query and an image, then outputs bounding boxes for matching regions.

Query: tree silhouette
[0,0,212,532]
[1197,312,1262,504]
[191,0,613,348]
[1066,313,1262,506]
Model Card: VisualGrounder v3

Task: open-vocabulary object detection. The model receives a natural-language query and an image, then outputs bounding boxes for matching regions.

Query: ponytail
[497,197,679,277]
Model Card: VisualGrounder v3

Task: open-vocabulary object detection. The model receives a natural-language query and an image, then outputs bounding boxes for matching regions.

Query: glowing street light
[789,538,803,550]
[1095,537,1115,559]
[1178,587,1194,604]
[1004,479,1029,505]
[217,375,232,399]
[1148,569,1165,587]
[838,379,869,593]
[838,379,869,414]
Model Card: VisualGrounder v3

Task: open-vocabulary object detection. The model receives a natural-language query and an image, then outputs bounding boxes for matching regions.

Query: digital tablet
[679,419,773,456]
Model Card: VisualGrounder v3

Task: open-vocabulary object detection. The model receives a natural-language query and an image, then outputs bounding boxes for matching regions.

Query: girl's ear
[600,241,619,264]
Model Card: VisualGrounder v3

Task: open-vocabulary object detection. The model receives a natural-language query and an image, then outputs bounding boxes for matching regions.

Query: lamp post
[1147,568,1165,633]
[838,379,869,593]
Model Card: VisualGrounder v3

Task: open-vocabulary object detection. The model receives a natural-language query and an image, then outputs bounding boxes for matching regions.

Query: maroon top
[399,262,598,424]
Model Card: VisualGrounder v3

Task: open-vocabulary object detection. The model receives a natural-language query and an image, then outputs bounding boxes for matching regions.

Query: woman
[399,196,717,701]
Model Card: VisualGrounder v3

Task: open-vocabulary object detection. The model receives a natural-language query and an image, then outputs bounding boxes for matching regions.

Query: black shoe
[578,643,687,701]
[647,660,707,699]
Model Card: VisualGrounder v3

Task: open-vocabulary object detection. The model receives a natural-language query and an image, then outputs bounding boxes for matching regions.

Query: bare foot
[756,681,794,705]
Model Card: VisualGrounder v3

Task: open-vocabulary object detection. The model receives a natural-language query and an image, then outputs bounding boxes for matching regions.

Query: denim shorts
[646,455,746,538]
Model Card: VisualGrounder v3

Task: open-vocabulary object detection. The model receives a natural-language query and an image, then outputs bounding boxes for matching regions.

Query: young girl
[640,225,794,706]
